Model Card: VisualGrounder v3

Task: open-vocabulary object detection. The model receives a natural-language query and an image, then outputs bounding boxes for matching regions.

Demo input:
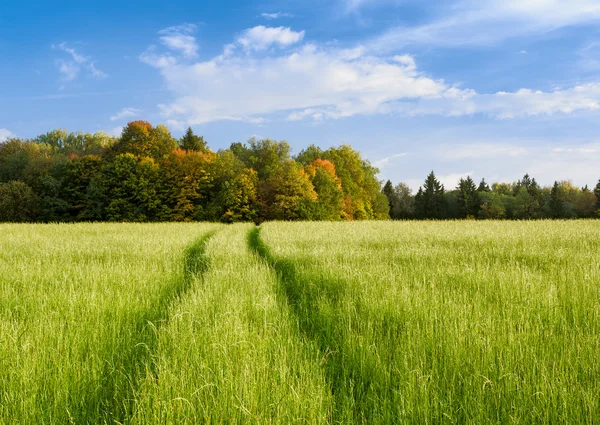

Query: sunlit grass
[259,220,600,424]
[0,223,220,424]
[2,221,599,424]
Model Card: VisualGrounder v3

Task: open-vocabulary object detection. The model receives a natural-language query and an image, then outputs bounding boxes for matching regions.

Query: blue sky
[2,0,600,189]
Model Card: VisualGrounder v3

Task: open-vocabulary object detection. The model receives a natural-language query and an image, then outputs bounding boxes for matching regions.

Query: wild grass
[259,220,600,424]
[0,223,220,424]
[1,221,599,424]
[130,223,332,424]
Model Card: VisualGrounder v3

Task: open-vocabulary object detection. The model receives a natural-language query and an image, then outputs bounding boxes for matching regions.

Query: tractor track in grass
[248,226,404,424]
[75,227,221,425]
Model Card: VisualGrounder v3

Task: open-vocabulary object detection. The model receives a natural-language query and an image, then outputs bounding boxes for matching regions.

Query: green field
[1,221,599,424]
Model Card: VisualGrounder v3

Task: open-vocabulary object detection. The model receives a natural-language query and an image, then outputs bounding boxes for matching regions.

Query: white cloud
[404,84,600,119]
[437,171,474,190]
[158,24,199,58]
[53,42,88,63]
[56,60,80,81]
[89,62,108,79]
[110,107,142,121]
[373,153,409,168]
[153,45,447,125]
[52,43,107,82]
[369,0,600,51]
[141,24,600,126]
[261,12,294,20]
[237,26,305,50]
[0,129,14,142]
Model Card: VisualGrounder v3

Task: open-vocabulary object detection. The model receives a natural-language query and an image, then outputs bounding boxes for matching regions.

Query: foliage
[0,180,38,222]
[1,121,599,222]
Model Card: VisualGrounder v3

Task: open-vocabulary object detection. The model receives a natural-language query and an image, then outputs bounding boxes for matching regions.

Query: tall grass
[130,223,332,424]
[259,220,600,424]
[0,223,220,424]
[2,221,599,424]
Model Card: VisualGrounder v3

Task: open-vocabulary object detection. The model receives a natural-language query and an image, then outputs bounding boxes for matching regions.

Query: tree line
[383,172,600,220]
[0,121,389,222]
[1,120,599,223]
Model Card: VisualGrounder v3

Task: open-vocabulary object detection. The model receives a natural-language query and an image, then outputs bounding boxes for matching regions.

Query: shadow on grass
[248,226,403,424]
[67,228,219,425]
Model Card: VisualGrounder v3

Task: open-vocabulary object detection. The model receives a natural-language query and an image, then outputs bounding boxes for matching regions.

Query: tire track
[248,226,404,424]
[70,227,221,424]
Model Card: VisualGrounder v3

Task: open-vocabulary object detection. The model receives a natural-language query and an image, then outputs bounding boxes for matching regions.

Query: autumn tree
[258,160,317,221]
[109,121,177,161]
[160,148,215,221]
[305,159,344,220]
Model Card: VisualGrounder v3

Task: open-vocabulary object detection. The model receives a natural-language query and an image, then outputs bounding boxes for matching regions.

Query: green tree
[477,178,491,192]
[0,181,38,222]
[258,160,317,221]
[101,153,163,222]
[414,171,446,219]
[160,149,215,221]
[179,127,207,152]
[305,159,344,220]
[390,182,413,219]
[456,176,480,218]
[230,138,291,180]
[382,180,395,210]
[478,192,506,219]
[594,179,600,211]
[109,121,177,161]
[219,168,259,223]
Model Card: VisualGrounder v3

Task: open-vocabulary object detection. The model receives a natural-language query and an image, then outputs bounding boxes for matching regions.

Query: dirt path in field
[86,228,222,424]
[248,226,402,424]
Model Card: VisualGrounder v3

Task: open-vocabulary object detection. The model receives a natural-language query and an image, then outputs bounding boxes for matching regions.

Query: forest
[0,120,599,222]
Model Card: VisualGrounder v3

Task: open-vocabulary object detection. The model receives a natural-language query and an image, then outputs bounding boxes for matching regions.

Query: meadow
[1,221,599,424]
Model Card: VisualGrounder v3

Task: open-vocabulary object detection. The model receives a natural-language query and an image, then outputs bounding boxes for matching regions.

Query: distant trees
[0,123,389,223]
[1,121,599,222]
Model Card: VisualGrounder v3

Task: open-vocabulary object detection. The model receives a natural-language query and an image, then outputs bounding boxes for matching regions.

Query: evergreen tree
[549,181,563,218]
[179,127,207,152]
[456,176,480,218]
[414,171,446,219]
[477,178,491,192]
[382,180,395,210]
[595,179,600,209]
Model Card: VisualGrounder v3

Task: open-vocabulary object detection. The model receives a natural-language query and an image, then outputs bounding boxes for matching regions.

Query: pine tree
[382,180,395,210]
[179,127,207,152]
[549,181,563,218]
[415,171,446,219]
[456,176,479,218]
[594,179,600,209]
[477,178,491,192]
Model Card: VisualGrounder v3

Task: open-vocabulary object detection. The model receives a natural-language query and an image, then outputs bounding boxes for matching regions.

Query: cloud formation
[110,107,142,121]
[52,43,107,82]
[261,12,294,20]
[237,26,305,50]
[139,23,600,126]
[158,24,199,58]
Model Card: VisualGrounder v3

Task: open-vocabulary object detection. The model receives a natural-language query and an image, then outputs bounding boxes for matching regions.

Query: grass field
[1,221,599,424]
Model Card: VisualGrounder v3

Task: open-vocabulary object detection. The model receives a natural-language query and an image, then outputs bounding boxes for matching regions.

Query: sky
[1,0,600,190]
